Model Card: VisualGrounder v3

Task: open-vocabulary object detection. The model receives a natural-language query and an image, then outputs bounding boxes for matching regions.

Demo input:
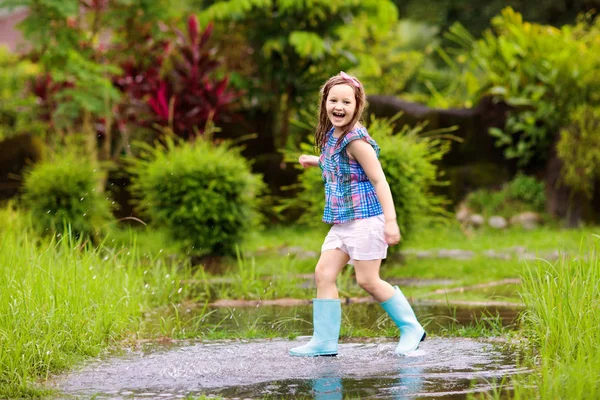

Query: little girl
[290,71,426,357]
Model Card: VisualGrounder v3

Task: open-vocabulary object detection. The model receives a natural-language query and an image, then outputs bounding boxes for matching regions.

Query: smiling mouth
[333,111,345,118]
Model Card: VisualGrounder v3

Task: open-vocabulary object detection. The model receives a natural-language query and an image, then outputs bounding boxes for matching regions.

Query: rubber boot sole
[289,351,338,357]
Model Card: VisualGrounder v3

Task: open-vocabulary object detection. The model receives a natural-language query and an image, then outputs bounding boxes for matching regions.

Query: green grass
[0,208,201,397]
[512,239,600,399]
[243,221,598,255]
[402,223,598,253]
[386,256,523,282]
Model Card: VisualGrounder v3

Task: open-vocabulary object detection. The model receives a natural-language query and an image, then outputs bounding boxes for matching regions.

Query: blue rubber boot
[290,299,341,357]
[380,286,426,355]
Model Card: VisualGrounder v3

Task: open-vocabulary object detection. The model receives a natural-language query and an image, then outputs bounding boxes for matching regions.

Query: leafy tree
[347,19,439,98]
[0,46,42,141]
[196,0,399,150]
[1,0,122,158]
[423,8,600,170]
[419,7,600,221]
[394,0,600,38]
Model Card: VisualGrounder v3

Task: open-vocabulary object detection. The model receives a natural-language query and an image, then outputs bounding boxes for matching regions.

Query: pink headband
[340,71,360,88]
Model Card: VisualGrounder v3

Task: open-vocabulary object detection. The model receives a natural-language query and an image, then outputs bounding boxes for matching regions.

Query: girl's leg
[354,259,425,355]
[315,249,350,298]
[353,259,395,302]
[289,249,349,357]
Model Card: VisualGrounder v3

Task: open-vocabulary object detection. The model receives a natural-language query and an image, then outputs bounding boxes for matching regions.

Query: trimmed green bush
[128,137,265,257]
[282,116,451,240]
[22,153,113,239]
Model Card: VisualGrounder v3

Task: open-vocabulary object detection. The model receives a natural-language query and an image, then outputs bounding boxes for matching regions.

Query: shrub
[22,153,113,239]
[128,136,265,257]
[506,173,546,211]
[282,116,451,240]
[557,105,600,199]
[375,118,452,237]
[466,173,546,217]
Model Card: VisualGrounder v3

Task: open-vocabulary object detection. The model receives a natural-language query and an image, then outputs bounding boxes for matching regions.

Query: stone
[483,250,511,260]
[278,246,318,260]
[437,249,475,260]
[509,212,542,230]
[488,216,508,229]
[468,214,485,227]
[455,202,471,223]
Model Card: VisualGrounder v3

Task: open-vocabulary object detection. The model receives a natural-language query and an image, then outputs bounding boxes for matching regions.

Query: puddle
[54,337,526,399]
[143,302,521,338]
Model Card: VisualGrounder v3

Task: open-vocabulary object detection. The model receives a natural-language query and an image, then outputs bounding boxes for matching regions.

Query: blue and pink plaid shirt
[319,127,383,224]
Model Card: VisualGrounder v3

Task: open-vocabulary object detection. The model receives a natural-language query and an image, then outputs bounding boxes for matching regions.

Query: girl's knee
[356,277,378,293]
[315,263,337,286]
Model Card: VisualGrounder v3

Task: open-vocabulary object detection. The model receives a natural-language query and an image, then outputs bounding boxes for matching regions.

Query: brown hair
[314,72,367,153]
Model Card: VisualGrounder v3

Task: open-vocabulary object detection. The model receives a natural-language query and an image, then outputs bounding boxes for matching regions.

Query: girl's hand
[299,154,319,168]
[384,220,401,245]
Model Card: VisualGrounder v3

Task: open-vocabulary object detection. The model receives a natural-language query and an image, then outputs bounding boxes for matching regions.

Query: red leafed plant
[30,73,74,128]
[146,15,241,139]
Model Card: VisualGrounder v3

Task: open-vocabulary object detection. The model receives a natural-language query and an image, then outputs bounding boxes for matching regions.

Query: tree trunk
[544,143,584,227]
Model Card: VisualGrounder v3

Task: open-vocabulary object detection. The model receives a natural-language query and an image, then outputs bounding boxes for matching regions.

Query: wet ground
[54,337,525,399]
[52,303,525,399]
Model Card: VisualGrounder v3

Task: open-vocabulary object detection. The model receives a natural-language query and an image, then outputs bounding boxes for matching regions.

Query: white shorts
[321,214,388,265]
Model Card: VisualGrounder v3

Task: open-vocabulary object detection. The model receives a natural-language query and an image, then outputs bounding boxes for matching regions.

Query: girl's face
[325,84,356,131]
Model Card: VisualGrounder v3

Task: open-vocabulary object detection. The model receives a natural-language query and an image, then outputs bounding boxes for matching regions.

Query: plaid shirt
[319,127,383,224]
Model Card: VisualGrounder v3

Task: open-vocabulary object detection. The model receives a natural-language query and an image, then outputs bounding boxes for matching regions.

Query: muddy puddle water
[54,338,525,399]
[54,304,525,399]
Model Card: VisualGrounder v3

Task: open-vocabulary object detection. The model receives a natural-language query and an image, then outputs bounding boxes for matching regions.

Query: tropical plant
[145,16,241,139]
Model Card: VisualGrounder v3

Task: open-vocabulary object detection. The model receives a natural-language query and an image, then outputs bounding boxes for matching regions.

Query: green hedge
[128,137,265,257]
[22,154,113,239]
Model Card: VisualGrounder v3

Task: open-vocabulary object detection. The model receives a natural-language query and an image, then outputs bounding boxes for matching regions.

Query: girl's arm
[346,140,401,245]
[298,154,320,168]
